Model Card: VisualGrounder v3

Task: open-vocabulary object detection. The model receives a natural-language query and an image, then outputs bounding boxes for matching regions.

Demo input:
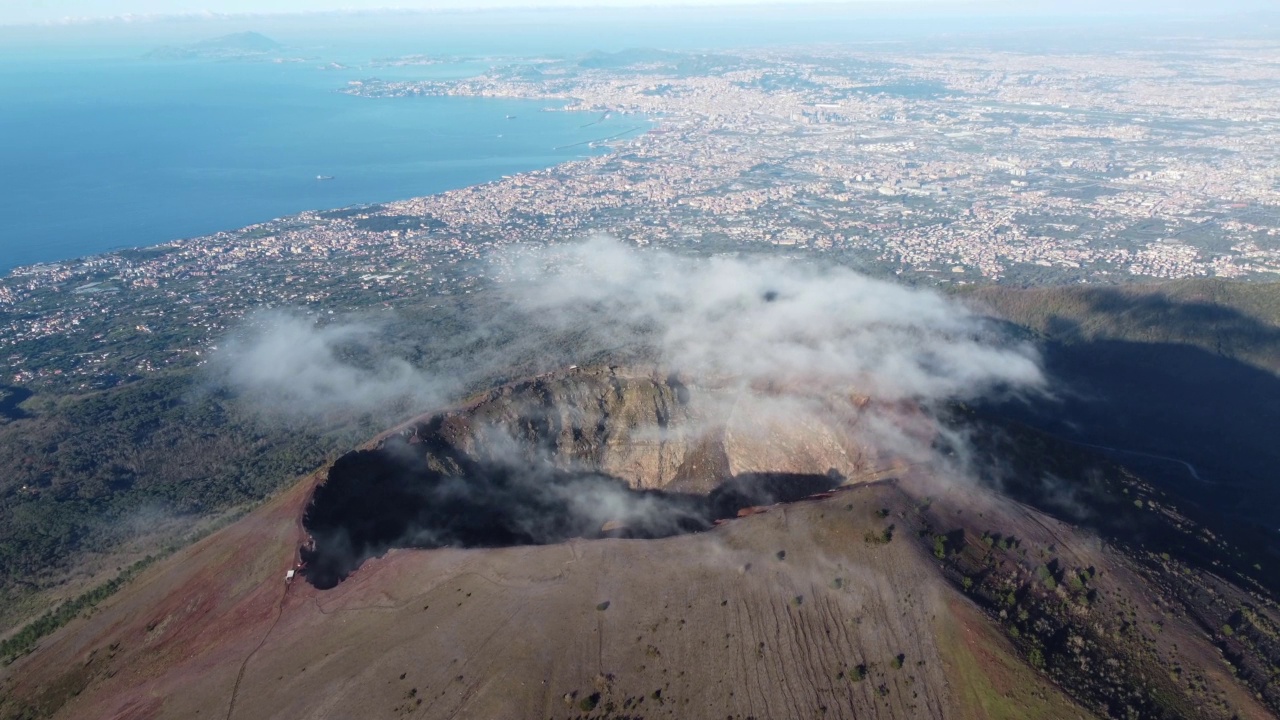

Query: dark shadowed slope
[970,281,1280,530]
[982,339,1280,526]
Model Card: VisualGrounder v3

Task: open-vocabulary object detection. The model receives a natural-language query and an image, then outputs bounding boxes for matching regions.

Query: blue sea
[0,44,644,274]
[0,7,1141,274]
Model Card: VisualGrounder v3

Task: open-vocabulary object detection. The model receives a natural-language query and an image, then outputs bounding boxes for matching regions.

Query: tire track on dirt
[225,580,291,720]
[434,605,526,720]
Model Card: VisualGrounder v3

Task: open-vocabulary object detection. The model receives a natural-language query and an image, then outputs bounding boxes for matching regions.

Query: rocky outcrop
[299,366,909,587]
[423,365,898,488]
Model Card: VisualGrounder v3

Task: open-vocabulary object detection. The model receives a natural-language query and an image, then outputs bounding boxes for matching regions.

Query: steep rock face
[439,367,704,489]
[428,366,890,489]
[300,366,901,587]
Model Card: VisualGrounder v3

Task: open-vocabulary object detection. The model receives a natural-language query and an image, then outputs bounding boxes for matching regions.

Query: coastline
[1,119,649,281]
[0,57,645,276]
[7,38,1280,393]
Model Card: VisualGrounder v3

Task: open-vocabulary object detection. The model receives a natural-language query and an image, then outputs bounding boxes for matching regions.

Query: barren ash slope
[3,241,1279,720]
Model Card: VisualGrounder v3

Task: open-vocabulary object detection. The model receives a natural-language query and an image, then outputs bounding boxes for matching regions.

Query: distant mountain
[146,32,284,61]
[2,365,1278,720]
[577,47,686,69]
[193,31,281,52]
[576,48,745,78]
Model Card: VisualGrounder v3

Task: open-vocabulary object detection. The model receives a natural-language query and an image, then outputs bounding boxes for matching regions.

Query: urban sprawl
[4,38,1280,391]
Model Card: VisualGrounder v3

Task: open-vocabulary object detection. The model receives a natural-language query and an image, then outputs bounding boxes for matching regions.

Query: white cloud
[213,237,1044,423]
[502,237,1044,403]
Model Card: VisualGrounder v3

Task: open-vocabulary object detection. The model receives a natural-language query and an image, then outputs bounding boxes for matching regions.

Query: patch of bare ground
[197,482,964,720]
[0,481,938,719]
[4,473,1278,720]
[3,366,1277,720]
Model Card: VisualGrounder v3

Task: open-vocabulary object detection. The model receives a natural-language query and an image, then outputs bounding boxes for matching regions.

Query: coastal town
[3,37,1280,392]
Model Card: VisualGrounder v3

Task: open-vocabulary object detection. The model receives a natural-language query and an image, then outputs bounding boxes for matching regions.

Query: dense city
[3,37,1280,392]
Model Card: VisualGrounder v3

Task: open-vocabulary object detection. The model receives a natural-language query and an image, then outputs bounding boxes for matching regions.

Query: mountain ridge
[2,364,1277,720]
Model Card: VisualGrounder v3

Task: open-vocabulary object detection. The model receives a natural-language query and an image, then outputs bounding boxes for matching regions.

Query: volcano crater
[300,366,890,588]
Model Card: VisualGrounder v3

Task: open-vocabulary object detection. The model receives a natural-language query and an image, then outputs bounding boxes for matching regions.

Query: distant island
[146,31,284,61]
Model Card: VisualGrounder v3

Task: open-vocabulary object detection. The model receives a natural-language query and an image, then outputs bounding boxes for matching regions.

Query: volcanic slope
[2,366,1278,720]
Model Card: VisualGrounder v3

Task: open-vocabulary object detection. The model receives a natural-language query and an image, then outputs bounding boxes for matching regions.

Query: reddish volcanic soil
[0,473,1079,720]
[0,470,316,720]
[3,367,1276,720]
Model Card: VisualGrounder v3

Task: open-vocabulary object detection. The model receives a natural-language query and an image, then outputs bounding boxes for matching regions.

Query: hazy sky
[7,0,923,25]
[7,0,1272,26]
[7,0,1269,25]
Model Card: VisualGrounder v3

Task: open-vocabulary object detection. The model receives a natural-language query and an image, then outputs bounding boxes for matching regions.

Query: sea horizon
[0,44,645,275]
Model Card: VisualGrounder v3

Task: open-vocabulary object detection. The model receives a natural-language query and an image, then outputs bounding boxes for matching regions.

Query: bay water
[0,51,642,273]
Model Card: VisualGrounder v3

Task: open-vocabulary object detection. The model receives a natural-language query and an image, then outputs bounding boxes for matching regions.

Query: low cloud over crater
[214,238,1050,585]
[213,237,1045,418]
[500,236,1045,403]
